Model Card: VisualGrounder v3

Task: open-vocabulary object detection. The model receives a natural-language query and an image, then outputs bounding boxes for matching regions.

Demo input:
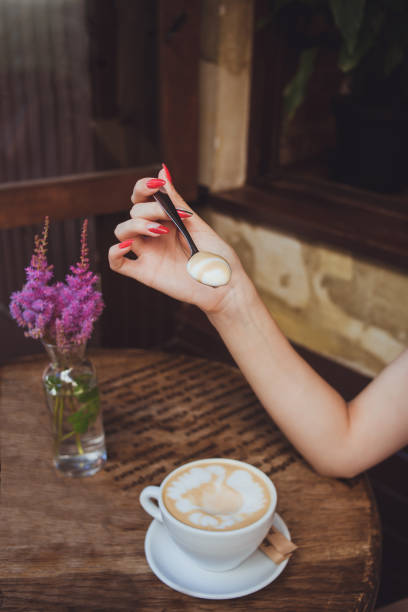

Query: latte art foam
[163,461,270,531]
[186,251,232,287]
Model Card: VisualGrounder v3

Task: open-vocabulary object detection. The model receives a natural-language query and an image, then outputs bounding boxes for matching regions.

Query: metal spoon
[153,191,198,256]
[153,191,231,287]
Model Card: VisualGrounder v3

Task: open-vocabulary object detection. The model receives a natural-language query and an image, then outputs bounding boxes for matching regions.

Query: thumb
[158,163,194,213]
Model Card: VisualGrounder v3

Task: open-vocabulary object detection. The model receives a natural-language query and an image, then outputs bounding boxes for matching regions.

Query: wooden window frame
[205,0,408,271]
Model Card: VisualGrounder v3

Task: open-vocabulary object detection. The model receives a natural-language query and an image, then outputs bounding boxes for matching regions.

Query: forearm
[208,277,354,476]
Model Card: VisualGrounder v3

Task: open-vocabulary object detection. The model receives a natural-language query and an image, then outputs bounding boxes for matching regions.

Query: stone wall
[203,210,408,377]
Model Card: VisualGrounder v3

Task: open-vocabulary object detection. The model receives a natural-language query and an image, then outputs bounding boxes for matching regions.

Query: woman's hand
[108,168,248,315]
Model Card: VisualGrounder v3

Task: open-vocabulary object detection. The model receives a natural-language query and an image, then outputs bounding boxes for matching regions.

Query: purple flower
[9,218,104,350]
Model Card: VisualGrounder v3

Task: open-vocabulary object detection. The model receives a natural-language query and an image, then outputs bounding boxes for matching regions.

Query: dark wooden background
[0,0,199,364]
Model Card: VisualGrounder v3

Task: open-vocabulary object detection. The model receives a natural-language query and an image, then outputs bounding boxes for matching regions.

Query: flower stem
[53,398,59,430]
[48,380,89,459]
[60,431,75,441]
[58,396,64,441]
[75,433,84,455]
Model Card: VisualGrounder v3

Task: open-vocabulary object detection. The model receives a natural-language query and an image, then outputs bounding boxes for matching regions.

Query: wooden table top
[1,348,381,611]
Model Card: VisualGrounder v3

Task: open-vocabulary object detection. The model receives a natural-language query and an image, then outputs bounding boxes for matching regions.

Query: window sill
[205,173,408,270]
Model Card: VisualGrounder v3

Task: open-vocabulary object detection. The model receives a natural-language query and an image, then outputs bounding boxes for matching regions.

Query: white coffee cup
[139,458,277,572]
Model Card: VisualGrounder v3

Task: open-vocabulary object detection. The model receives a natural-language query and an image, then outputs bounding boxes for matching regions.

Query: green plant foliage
[329,0,366,56]
[266,0,408,119]
[68,386,100,435]
[337,2,385,73]
[68,379,100,434]
[283,48,318,120]
[44,374,62,393]
[45,373,100,436]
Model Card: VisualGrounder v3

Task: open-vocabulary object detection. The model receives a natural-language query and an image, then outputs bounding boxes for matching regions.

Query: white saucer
[144,512,291,600]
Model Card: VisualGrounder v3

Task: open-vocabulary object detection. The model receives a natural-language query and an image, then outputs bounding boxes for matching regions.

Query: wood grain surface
[0,349,381,611]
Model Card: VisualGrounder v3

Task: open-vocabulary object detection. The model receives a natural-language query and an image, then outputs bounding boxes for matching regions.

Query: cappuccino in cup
[140,458,277,571]
[162,459,271,531]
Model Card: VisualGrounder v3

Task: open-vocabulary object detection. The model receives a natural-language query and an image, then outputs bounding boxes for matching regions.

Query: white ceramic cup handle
[139,486,163,523]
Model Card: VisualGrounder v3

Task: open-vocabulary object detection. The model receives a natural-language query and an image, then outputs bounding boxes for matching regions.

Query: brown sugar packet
[259,524,298,564]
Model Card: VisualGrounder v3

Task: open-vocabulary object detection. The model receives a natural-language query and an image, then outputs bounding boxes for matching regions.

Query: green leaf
[329,0,366,56]
[68,384,100,434]
[338,38,371,73]
[337,3,385,73]
[283,47,317,121]
[67,398,99,434]
[74,385,99,404]
[44,374,62,394]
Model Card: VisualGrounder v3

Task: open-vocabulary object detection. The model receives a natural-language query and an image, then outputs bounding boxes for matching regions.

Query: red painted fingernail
[147,178,166,189]
[162,162,172,183]
[119,240,133,249]
[176,208,193,218]
[149,225,169,235]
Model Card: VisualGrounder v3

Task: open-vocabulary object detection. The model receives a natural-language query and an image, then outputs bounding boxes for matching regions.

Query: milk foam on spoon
[186,251,231,287]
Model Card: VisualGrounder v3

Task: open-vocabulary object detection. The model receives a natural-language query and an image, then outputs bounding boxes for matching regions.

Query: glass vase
[42,342,107,477]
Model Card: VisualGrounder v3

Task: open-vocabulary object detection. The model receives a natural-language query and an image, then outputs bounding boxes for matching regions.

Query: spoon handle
[153,192,199,256]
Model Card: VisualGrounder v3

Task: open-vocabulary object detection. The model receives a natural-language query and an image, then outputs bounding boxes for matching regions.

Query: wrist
[206,272,260,329]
